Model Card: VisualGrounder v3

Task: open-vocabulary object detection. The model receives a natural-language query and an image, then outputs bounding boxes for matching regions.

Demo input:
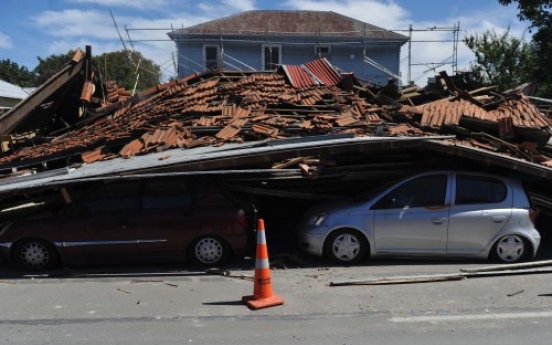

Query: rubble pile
[0,49,551,174]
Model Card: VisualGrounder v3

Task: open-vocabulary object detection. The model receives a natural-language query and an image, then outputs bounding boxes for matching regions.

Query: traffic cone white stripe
[257,230,266,244]
[256,258,270,269]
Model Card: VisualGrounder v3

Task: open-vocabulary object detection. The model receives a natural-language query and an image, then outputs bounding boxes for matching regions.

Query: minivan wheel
[325,229,368,264]
[13,239,59,271]
[189,236,229,266]
[492,234,527,263]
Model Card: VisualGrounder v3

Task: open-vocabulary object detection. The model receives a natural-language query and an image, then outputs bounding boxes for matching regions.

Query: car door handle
[492,215,507,223]
[432,218,446,224]
[115,218,127,229]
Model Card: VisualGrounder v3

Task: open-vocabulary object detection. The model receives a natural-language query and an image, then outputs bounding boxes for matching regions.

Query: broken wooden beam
[330,273,466,286]
[459,259,552,273]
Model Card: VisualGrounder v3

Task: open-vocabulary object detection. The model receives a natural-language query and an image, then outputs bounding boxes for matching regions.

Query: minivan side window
[143,180,192,209]
[372,175,447,210]
[455,175,507,205]
[78,182,142,212]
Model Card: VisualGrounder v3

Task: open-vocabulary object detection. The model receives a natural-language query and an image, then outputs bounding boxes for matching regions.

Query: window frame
[371,174,448,210]
[454,174,508,205]
[203,44,221,71]
[262,44,282,70]
[314,44,331,56]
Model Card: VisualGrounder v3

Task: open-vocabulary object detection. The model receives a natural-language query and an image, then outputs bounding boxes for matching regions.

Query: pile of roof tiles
[1,57,552,171]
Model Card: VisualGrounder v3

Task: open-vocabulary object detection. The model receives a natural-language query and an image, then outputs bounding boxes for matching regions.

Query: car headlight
[308,212,328,227]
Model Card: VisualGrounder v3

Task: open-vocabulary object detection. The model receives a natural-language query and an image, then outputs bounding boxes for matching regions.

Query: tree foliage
[0,59,37,87]
[32,49,162,91]
[464,29,535,91]
[498,0,552,96]
[34,51,76,86]
[93,50,161,91]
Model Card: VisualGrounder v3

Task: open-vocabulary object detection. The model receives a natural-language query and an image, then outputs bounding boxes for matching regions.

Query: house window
[204,45,221,70]
[263,45,281,70]
[315,45,331,56]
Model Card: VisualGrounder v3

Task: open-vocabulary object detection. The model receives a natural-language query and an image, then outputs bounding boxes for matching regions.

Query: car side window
[372,175,447,210]
[455,175,507,205]
[143,180,192,209]
[78,182,142,213]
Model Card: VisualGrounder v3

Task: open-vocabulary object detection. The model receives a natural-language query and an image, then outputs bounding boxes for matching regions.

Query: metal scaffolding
[123,22,462,86]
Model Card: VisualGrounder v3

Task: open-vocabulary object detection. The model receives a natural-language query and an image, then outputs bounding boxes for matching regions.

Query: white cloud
[67,0,170,9]
[222,0,256,12]
[0,32,13,49]
[32,10,121,39]
[284,0,410,29]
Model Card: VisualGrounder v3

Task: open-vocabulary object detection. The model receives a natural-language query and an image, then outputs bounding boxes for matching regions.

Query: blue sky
[0,0,529,84]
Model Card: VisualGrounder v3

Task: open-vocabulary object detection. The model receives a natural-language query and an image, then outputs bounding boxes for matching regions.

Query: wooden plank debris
[330,262,552,286]
[330,273,466,286]
[459,259,552,273]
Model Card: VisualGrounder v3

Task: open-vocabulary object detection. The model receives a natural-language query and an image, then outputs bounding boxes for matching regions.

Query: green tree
[0,59,37,87]
[93,50,161,91]
[34,51,76,86]
[464,29,536,91]
[33,49,161,92]
[498,0,552,96]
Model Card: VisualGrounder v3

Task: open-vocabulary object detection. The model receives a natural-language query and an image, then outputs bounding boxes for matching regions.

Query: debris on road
[205,268,254,282]
[330,273,466,286]
[459,259,552,273]
[330,261,552,286]
[116,287,132,294]
[507,290,524,297]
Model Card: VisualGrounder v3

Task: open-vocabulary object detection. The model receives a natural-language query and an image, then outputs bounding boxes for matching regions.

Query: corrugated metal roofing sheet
[281,65,317,88]
[302,59,342,86]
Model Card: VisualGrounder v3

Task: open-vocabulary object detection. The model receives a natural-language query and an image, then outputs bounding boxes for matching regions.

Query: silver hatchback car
[299,171,540,264]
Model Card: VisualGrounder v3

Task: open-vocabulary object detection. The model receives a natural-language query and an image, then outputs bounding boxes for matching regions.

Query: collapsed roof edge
[0,48,86,135]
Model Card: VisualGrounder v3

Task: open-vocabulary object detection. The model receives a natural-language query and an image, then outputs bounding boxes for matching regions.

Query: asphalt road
[1,214,552,344]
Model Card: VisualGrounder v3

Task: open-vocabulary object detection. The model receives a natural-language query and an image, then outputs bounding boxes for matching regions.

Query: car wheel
[189,236,229,266]
[325,229,368,264]
[492,234,528,263]
[13,239,59,271]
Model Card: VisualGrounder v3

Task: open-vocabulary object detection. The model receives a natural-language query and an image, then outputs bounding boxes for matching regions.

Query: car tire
[188,236,230,266]
[13,239,59,271]
[491,234,528,263]
[324,229,368,264]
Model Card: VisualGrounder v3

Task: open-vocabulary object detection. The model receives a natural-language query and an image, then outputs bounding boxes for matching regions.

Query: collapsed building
[1,47,552,220]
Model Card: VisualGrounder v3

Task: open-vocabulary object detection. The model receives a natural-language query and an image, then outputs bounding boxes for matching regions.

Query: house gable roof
[169,10,408,41]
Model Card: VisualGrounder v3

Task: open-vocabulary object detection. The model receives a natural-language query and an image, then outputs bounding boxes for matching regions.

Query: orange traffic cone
[242,218,285,310]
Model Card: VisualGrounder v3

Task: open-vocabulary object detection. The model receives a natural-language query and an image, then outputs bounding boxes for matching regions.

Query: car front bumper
[0,242,12,264]
[299,227,328,257]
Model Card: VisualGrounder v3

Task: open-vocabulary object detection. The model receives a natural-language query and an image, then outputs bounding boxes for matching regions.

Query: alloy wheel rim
[332,233,360,261]
[496,235,524,262]
[20,242,49,268]
[195,238,223,264]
